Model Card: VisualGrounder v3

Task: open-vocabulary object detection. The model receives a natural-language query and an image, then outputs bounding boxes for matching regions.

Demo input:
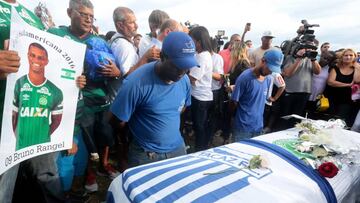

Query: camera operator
[279,42,321,129]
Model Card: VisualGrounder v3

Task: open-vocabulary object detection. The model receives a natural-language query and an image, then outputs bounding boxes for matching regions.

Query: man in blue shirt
[110,32,199,167]
[230,49,284,142]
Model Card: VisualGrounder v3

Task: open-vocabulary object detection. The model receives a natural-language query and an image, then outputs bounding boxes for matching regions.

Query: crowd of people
[0,0,359,202]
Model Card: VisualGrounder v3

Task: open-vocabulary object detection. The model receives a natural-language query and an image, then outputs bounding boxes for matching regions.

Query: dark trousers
[81,110,114,153]
[329,102,358,127]
[191,97,212,151]
[208,89,223,143]
[263,100,281,132]
[279,92,310,130]
[222,87,231,139]
[13,153,65,203]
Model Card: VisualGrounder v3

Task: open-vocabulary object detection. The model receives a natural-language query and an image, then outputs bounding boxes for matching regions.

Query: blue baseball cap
[263,49,284,73]
[162,32,199,69]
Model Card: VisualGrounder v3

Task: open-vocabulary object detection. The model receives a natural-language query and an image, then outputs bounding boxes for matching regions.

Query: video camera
[214,30,228,52]
[280,20,320,61]
[184,20,199,30]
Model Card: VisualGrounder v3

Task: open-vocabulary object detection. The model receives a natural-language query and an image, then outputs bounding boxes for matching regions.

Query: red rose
[317,162,339,178]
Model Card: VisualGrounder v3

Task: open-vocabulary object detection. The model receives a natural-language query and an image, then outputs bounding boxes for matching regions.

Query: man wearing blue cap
[110,32,198,167]
[230,49,284,141]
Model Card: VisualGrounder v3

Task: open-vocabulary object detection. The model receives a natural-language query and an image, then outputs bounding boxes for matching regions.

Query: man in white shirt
[249,31,275,67]
[110,7,140,76]
[139,19,182,58]
[138,10,169,60]
[109,7,160,96]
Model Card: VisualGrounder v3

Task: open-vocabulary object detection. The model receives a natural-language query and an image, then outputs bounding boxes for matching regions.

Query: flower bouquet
[274,119,360,178]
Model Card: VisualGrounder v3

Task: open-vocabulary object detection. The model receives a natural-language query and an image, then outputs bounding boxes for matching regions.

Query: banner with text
[0,10,85,175]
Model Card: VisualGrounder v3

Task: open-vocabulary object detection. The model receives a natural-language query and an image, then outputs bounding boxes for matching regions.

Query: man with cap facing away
[249,31,275,67]
[230,49,284,142]
[110,32,198,167]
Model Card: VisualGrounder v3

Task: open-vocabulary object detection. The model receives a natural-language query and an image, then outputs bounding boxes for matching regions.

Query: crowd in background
[0,0,359,202]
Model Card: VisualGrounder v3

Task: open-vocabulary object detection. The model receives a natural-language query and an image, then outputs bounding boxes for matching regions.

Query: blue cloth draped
[241,139,337,203]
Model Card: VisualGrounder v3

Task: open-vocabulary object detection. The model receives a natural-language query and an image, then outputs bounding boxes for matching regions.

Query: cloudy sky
[19,0,360,51]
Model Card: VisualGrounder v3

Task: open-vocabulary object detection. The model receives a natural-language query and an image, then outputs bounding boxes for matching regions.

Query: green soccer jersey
[47,26,92,135]
[13,75,63,150]
[48,26,110,115]
[0,0,44,137]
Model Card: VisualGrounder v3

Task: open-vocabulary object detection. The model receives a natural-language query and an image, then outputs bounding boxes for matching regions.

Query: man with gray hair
[148,9,170,38]
[110,7,158,77]
[49,0,121,195]
[139,18,183,58]
[138,9,169,59]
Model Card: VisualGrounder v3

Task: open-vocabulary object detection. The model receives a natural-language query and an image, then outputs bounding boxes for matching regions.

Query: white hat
[262,31,275,38]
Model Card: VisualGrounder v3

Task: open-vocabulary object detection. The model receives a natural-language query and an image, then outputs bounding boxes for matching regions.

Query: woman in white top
[188,26,214,151]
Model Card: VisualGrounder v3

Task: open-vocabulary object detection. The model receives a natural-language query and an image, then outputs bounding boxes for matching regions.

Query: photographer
[280,45,321,129]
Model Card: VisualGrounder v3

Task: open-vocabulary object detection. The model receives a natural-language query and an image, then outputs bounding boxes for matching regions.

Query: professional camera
[184,20,199,30]
[280,20,320,61]
[214,30,228,52]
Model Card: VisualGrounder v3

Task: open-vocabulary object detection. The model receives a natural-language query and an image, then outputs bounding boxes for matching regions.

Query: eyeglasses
[73,10,96,22]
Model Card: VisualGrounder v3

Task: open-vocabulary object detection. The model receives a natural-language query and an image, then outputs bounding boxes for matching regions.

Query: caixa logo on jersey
[20,107,48,118]
[192,146,272,179]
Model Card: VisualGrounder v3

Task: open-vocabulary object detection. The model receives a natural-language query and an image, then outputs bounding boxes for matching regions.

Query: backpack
[85,37,117,81]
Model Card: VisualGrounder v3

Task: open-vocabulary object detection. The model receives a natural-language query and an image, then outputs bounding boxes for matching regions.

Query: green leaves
[248,155,262,169]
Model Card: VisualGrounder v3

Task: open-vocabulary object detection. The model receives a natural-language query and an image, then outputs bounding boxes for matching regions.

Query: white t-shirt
[139,37,162,58]
[189,51,213,101]
[138,35,152,58]
[266,72,286,106]
[110,33,139,75]
[250,47,276,67]
[211,53,224,90]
